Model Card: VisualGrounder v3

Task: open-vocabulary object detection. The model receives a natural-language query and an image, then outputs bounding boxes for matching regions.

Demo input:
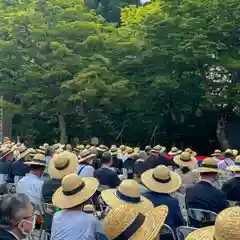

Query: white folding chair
[172,192,187,220]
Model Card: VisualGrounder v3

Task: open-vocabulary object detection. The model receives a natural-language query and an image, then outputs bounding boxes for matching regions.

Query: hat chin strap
[114,213,145,240]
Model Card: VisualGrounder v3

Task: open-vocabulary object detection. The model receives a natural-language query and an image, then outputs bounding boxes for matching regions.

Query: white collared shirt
[16,173,43,206]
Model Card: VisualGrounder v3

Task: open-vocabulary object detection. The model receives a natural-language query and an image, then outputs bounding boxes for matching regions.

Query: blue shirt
[51,210,108,240]
[77,164,95,177]
[16,173,43,206]
[142,191,185,229]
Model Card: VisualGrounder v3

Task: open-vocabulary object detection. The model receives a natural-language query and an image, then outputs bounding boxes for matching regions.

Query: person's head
[45,146,54,157]
[224,150,235,160]
[29,165,45,177]
[0,193,34,239]
[200,172,218,183]
[101,151,112,166]
[65,144,72,152]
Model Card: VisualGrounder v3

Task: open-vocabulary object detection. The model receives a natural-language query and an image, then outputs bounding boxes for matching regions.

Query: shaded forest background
[0,0,240,153]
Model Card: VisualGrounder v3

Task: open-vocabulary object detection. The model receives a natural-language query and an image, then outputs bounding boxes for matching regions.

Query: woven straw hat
[24,153,47,166]
[96,144,108,152]
[211,149,222,157]
[227,155,240,172]
[28,148,37,158]
[48,151,78,179]
[39,143,49,151]
[232,149,238,156]
[0,146,14,159]
[101,179,154,213]
[104,204,168,240]
[173,151,197,168]
[185,148,197,157]
[194,157,225,175]
[125,147,137,158]
[151,145,166,154]
[141,165,182,194]
[78,149,96,163]
[52,173,99,209]
[168,147,182,156]
[186,207,240,240]
[83,204,95,215]
[110,145,118,156]
[18,145,31,160]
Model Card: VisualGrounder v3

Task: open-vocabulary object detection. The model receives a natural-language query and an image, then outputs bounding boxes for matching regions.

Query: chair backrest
[159,224,176,240]
[187,208,217,228]
[176,226,197,240]
[0,174,8,184]
[14,175,22,183]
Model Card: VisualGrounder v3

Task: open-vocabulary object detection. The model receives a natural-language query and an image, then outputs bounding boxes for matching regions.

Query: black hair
[181,166,191,174]
[101,152,112,164]
[30,164,45,171]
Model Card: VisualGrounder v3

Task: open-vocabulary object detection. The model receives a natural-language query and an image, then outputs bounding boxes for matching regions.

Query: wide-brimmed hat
[18,145,31,160]
[185,148,197,157]
[173,151,197,168]
[83,204,95,215]
[104,204,168,240]
[39,143,49,151]
[110,145,118,156]
[101,179,154,213]
[96,144,108,152]
[52,173,99,209]
[78,149,96,163]
[211,149,222,156]
[125,147,137,158]
[0,146,14,159]
[186,207,240,240]
[151,145,166,154]
[28,148,37,158]
[24,153,47,166]
[227,155,240,172]
[232,149,238,156]
[145,145,152,152]
[48,151,78,179]
[194,157,225,174]
[168,147,182,156]
[141,165,182,194]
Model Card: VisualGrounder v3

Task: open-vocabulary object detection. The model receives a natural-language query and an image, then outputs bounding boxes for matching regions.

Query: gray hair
[0,193,30,227]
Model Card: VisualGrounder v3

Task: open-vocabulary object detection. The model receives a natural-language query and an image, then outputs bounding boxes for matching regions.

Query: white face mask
[19,215,36,237]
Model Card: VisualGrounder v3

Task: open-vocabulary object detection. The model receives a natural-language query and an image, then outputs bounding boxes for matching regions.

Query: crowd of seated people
[0,139,240,239]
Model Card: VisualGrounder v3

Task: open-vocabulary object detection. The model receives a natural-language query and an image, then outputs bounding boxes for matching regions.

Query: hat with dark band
[173,151,197,168]
[24,153,47,166]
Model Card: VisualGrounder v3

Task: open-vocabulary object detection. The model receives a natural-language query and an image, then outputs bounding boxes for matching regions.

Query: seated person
[94,151,120,189]
[16,154,46,206]
[186,158,229,215]
[221,156,240,202]
[141,165,185,230]
[51,173,108,240]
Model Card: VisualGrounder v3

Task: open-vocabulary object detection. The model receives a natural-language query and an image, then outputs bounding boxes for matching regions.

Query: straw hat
[83,204,95,215]
[168,147,182,156]
[185,148,197,157]
[85,144,91,150]
[186,207,240,240]
[125,147,137,158]
[145,145,152,151]
[78,149,96,163]
[0,146,14,159]
[232,149,238,156]
[48,151,78,179]
[141,165,182,194]
[52,173,99,209]
[173,151,197,168]
[227,155,240,172]
[28,148,37,158]
[194,157,225,175]
[24,153,47,166]
[211,149,222,156]
[101,179,154,213]
[96,144,108,152]
[151,145,166,154]
[39,143,49,151]
[104,204,168,240]
[110,145,118,156]
[36,148,46,154]
[18,145,30,160]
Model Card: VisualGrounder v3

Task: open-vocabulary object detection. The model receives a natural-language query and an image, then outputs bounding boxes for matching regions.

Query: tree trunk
[58,112,67,144]
[216,115,230,149]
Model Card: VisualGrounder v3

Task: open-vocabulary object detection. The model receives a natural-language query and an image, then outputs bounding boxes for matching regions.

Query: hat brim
[110,151,118,156]
[168,150,182,156]
[185,226,214,240]
[18,149,31,160]
[101,189,154,214]
[104,205,168,240]
[52,177,99,209]
[211,153,221,156]
[24,161,47,166]
[0,149,14,159]
[96,148,107,152]
[141,169,182,194]
[36,149,46,154]
[78,153,96,163]
[173,155,197,168]
[48,157,78,179]
[226,165,240,172]
[193,167,225,175]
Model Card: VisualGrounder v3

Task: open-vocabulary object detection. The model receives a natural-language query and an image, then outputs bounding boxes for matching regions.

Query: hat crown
[214,149,221,153]
[127,147,134,154]
[118,180,140,198]
[62,173,83,192]
[171,147,178,152]
[153,165,171,180]
[202,157,217,166]
[180,151,191,160]
[54,153,70,168]
[110,146,118,152]
[33,153,45,161]
[215,207,240,239]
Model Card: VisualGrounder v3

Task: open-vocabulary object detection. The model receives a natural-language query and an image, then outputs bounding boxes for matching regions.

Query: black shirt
[111,157,123,174]
[221,177,240,201]
[94,167,120,188]
[42,178,61,203]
